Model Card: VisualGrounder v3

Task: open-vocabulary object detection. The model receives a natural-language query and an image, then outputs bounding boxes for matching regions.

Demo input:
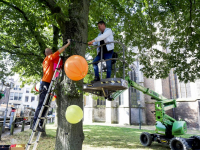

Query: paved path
[2,125,30,137]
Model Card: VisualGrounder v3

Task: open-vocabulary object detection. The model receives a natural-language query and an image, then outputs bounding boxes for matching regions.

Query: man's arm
[58,39,71,53]
[94,29,112,42]
[49,39,70,61]
[88,29,112,45]
[92,41,98,45]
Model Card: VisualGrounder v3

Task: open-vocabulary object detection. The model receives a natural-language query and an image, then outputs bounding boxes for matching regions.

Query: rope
[70,39,88,45]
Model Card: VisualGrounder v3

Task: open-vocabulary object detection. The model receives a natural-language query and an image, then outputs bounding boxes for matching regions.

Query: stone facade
[175,100,199,129]
[144,77,156,125]
[93,107,106,122]
[83,64,200,129]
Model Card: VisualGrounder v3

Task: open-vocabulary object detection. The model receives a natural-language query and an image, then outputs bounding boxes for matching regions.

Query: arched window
[129,68,137,106]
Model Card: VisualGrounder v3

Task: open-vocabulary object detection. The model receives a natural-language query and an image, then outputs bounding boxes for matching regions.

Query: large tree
[1,0,200,149]
[0,0,90,149]
[0,0,130,149]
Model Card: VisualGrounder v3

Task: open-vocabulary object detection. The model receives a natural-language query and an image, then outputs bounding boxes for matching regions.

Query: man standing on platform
[88,21,114,82]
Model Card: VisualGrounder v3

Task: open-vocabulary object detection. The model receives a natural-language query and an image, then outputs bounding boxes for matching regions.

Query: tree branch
[0,0,47,50]
[0,41,44,60]
[52,25,60,52]
[189,0,193,35]
[0,38,20,49]
[39,0,60,13]
[0,48,43,61]
[0,0,29,20]
[190,0,192,23]
[37,0,66,32]
[133,0,142,5]
[194,0,196,10]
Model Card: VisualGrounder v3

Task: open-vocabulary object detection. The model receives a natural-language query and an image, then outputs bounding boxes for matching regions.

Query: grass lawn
[0,124,198,150]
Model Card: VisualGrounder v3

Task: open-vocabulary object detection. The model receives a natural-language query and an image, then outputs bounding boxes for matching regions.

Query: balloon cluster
[64,55,88,124]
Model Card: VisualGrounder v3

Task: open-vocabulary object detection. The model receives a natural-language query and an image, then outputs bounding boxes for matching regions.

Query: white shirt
[93,28,114,54]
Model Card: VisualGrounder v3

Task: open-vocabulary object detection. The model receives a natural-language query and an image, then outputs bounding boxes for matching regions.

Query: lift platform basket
[83,78,128,96]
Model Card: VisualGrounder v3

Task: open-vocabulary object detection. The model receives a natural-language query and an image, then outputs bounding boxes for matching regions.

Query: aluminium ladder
[26,57,62,150]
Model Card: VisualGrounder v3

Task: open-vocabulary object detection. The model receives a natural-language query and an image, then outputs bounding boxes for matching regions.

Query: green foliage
[89,0,200,83]
[0,57,13,82]
[1,0,199,86]
[137,0,200,82]
[0,0,50,84]
[92,95,105,101]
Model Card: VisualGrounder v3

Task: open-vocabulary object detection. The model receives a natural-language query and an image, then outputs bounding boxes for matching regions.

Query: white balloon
[35,82,40,92]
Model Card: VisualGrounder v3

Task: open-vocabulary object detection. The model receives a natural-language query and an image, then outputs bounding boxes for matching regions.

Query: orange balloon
[64,55,88,81]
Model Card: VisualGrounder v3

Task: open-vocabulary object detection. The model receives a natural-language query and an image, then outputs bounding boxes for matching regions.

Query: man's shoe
[32,125,45,132]
[91,76,100,83]
[37,126,45,132]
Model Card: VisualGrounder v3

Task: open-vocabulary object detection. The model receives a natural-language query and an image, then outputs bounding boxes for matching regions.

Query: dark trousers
[93,50,113,78]
[33,81,50,127]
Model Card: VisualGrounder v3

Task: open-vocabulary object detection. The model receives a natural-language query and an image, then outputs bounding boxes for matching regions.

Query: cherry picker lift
[83,41,200,150]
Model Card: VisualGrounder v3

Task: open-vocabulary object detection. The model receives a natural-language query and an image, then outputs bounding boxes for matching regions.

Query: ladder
[26,57,62,150]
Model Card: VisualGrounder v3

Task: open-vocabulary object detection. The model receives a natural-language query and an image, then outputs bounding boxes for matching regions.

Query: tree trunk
[54,105,58,127]
[55,0,90,150]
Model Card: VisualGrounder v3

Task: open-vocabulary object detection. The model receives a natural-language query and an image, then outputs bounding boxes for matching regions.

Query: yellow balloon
[65,105,83,124]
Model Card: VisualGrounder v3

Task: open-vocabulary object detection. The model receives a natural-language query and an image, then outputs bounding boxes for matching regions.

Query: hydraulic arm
[111,76,187,137]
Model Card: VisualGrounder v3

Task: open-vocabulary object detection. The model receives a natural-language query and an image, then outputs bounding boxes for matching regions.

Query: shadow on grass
[1,125,197,150]
[83,125,195,150]
[45,129,57,138]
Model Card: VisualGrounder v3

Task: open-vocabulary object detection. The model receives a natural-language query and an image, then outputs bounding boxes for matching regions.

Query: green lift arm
[111,76,187,137]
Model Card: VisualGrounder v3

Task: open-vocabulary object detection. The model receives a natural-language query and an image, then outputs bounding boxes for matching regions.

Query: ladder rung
[28,142,35,145]
[39,117,47,120]
[26,58,61,150]
[28,141,39,145]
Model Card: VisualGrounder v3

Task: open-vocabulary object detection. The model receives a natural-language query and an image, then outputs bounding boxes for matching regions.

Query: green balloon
[65,105,83,124]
